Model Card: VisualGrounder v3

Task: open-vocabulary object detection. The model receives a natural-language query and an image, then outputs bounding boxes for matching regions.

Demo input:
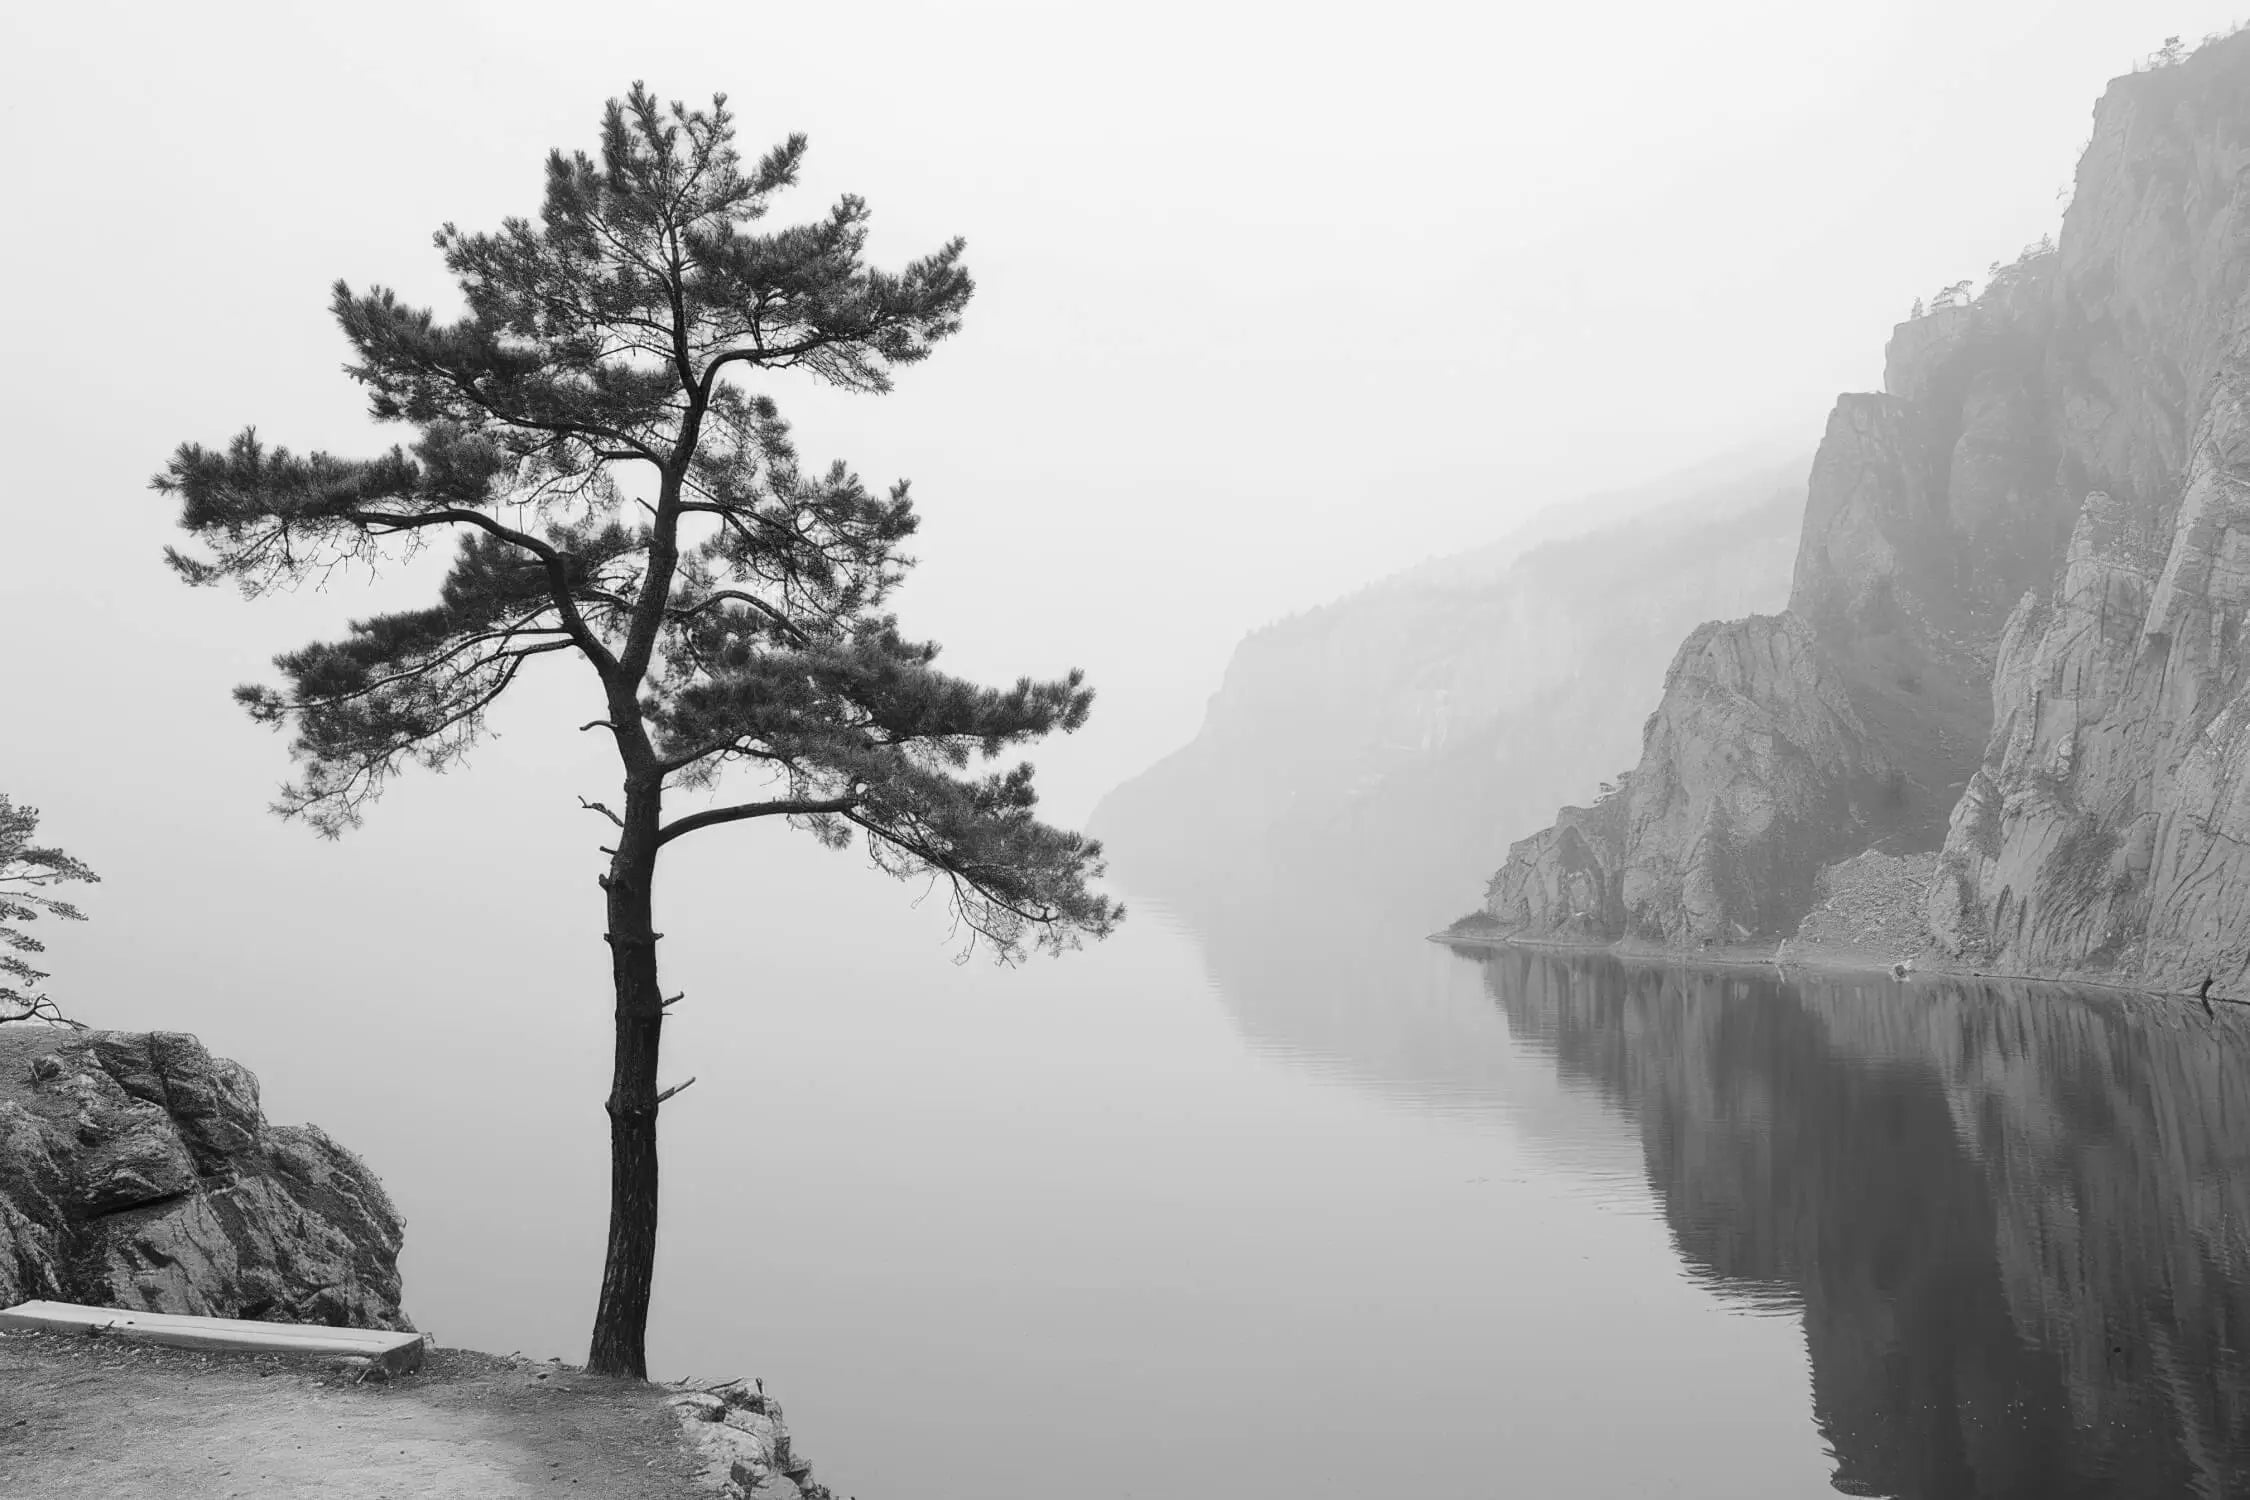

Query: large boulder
[0,1026,408,1329]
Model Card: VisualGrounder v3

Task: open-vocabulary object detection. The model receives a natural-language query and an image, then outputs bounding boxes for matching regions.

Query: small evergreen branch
[0,795,99,1026]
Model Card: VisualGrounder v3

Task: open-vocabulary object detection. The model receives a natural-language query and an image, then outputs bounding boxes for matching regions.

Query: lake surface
[95,851,2250,1499]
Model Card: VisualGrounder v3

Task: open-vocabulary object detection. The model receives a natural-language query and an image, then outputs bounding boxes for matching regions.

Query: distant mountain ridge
[1091,451,1810,912]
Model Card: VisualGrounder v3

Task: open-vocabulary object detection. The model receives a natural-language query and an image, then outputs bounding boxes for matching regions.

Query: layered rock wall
[1924,42,2250,989]
[1929,414,2250,987]
[0,1026,408,1329]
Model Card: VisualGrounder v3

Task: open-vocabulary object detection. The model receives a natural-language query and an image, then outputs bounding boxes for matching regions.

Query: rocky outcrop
[0,1026,408,1329]
[671,1379,838,1500]
[1631,613,1899,940]
[1489,612,1900,943]
[1489,34,2250,962]
[1484,796,1630,938]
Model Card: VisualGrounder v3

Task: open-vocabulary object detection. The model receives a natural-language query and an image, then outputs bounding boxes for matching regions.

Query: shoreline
[0,1324,831,1500]
[1426,929,2240,1005]
[1427,929,1907,981]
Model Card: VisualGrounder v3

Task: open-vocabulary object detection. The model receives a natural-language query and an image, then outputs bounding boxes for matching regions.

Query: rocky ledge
[670,1378,840,1500]
[0,1025,408,1329]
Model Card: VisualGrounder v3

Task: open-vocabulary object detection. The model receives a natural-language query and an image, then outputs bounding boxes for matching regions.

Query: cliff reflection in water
[1483,950,2250,1500]
[1148,865,2250,1498]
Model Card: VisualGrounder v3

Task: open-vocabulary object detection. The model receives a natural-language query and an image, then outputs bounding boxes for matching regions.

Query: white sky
[1,0,2238,858]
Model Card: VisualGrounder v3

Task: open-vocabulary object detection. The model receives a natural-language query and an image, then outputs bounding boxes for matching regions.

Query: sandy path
[0,1330,708,1499]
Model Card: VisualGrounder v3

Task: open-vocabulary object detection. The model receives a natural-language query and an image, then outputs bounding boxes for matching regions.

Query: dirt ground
[0,1327,712,1499]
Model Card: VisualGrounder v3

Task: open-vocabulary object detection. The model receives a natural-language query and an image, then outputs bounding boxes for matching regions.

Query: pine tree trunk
[587,788,666,1378]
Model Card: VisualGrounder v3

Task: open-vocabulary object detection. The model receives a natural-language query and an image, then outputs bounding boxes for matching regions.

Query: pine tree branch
[434,368,666,466]
[340,506,623,682]
[661,585,811,644]
[271,641,560,833]
[694,336,843,404]
[0,994,87,1029]
[656,795,859,848]
[281,618,572,712]
[655,739,789,776]
[842,810,1057,928]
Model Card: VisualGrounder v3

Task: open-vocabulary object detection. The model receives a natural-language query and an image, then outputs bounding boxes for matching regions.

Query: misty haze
[6,5,2250,1499]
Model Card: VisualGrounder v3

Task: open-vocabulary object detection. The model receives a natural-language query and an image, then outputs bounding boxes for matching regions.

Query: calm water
[109,853,2250,1499]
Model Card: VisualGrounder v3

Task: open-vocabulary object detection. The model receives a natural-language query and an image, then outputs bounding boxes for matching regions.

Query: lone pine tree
[154,85,1119,1378]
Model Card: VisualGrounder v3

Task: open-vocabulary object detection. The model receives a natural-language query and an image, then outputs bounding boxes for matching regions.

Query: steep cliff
[1925,39,2250,990]
[1487,356,2038,942]
[1092,455,1806,914]
[0,1026,409,1329]
[1490,33,2250,964]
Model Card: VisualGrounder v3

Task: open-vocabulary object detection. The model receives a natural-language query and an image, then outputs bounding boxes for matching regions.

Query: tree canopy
[155,85,1119,960]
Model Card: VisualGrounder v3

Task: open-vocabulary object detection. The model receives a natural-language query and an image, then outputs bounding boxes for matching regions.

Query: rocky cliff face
[0,1026,408,1329]
[1486,357,2027,942]
[1491,611,1897,941]
[1092,457,1806,916]
[1489,34,2250,969]
[1925,41,2250,990]
[1485,311,2052,943]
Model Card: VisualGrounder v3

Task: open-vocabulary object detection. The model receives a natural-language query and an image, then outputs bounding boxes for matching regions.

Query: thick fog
[1,0,2229,1116]
[0,0,2224,1089]
[8,1,2233,826]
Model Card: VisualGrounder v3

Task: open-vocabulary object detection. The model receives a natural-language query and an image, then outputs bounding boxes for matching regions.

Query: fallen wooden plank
[0,1299,426,1374]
